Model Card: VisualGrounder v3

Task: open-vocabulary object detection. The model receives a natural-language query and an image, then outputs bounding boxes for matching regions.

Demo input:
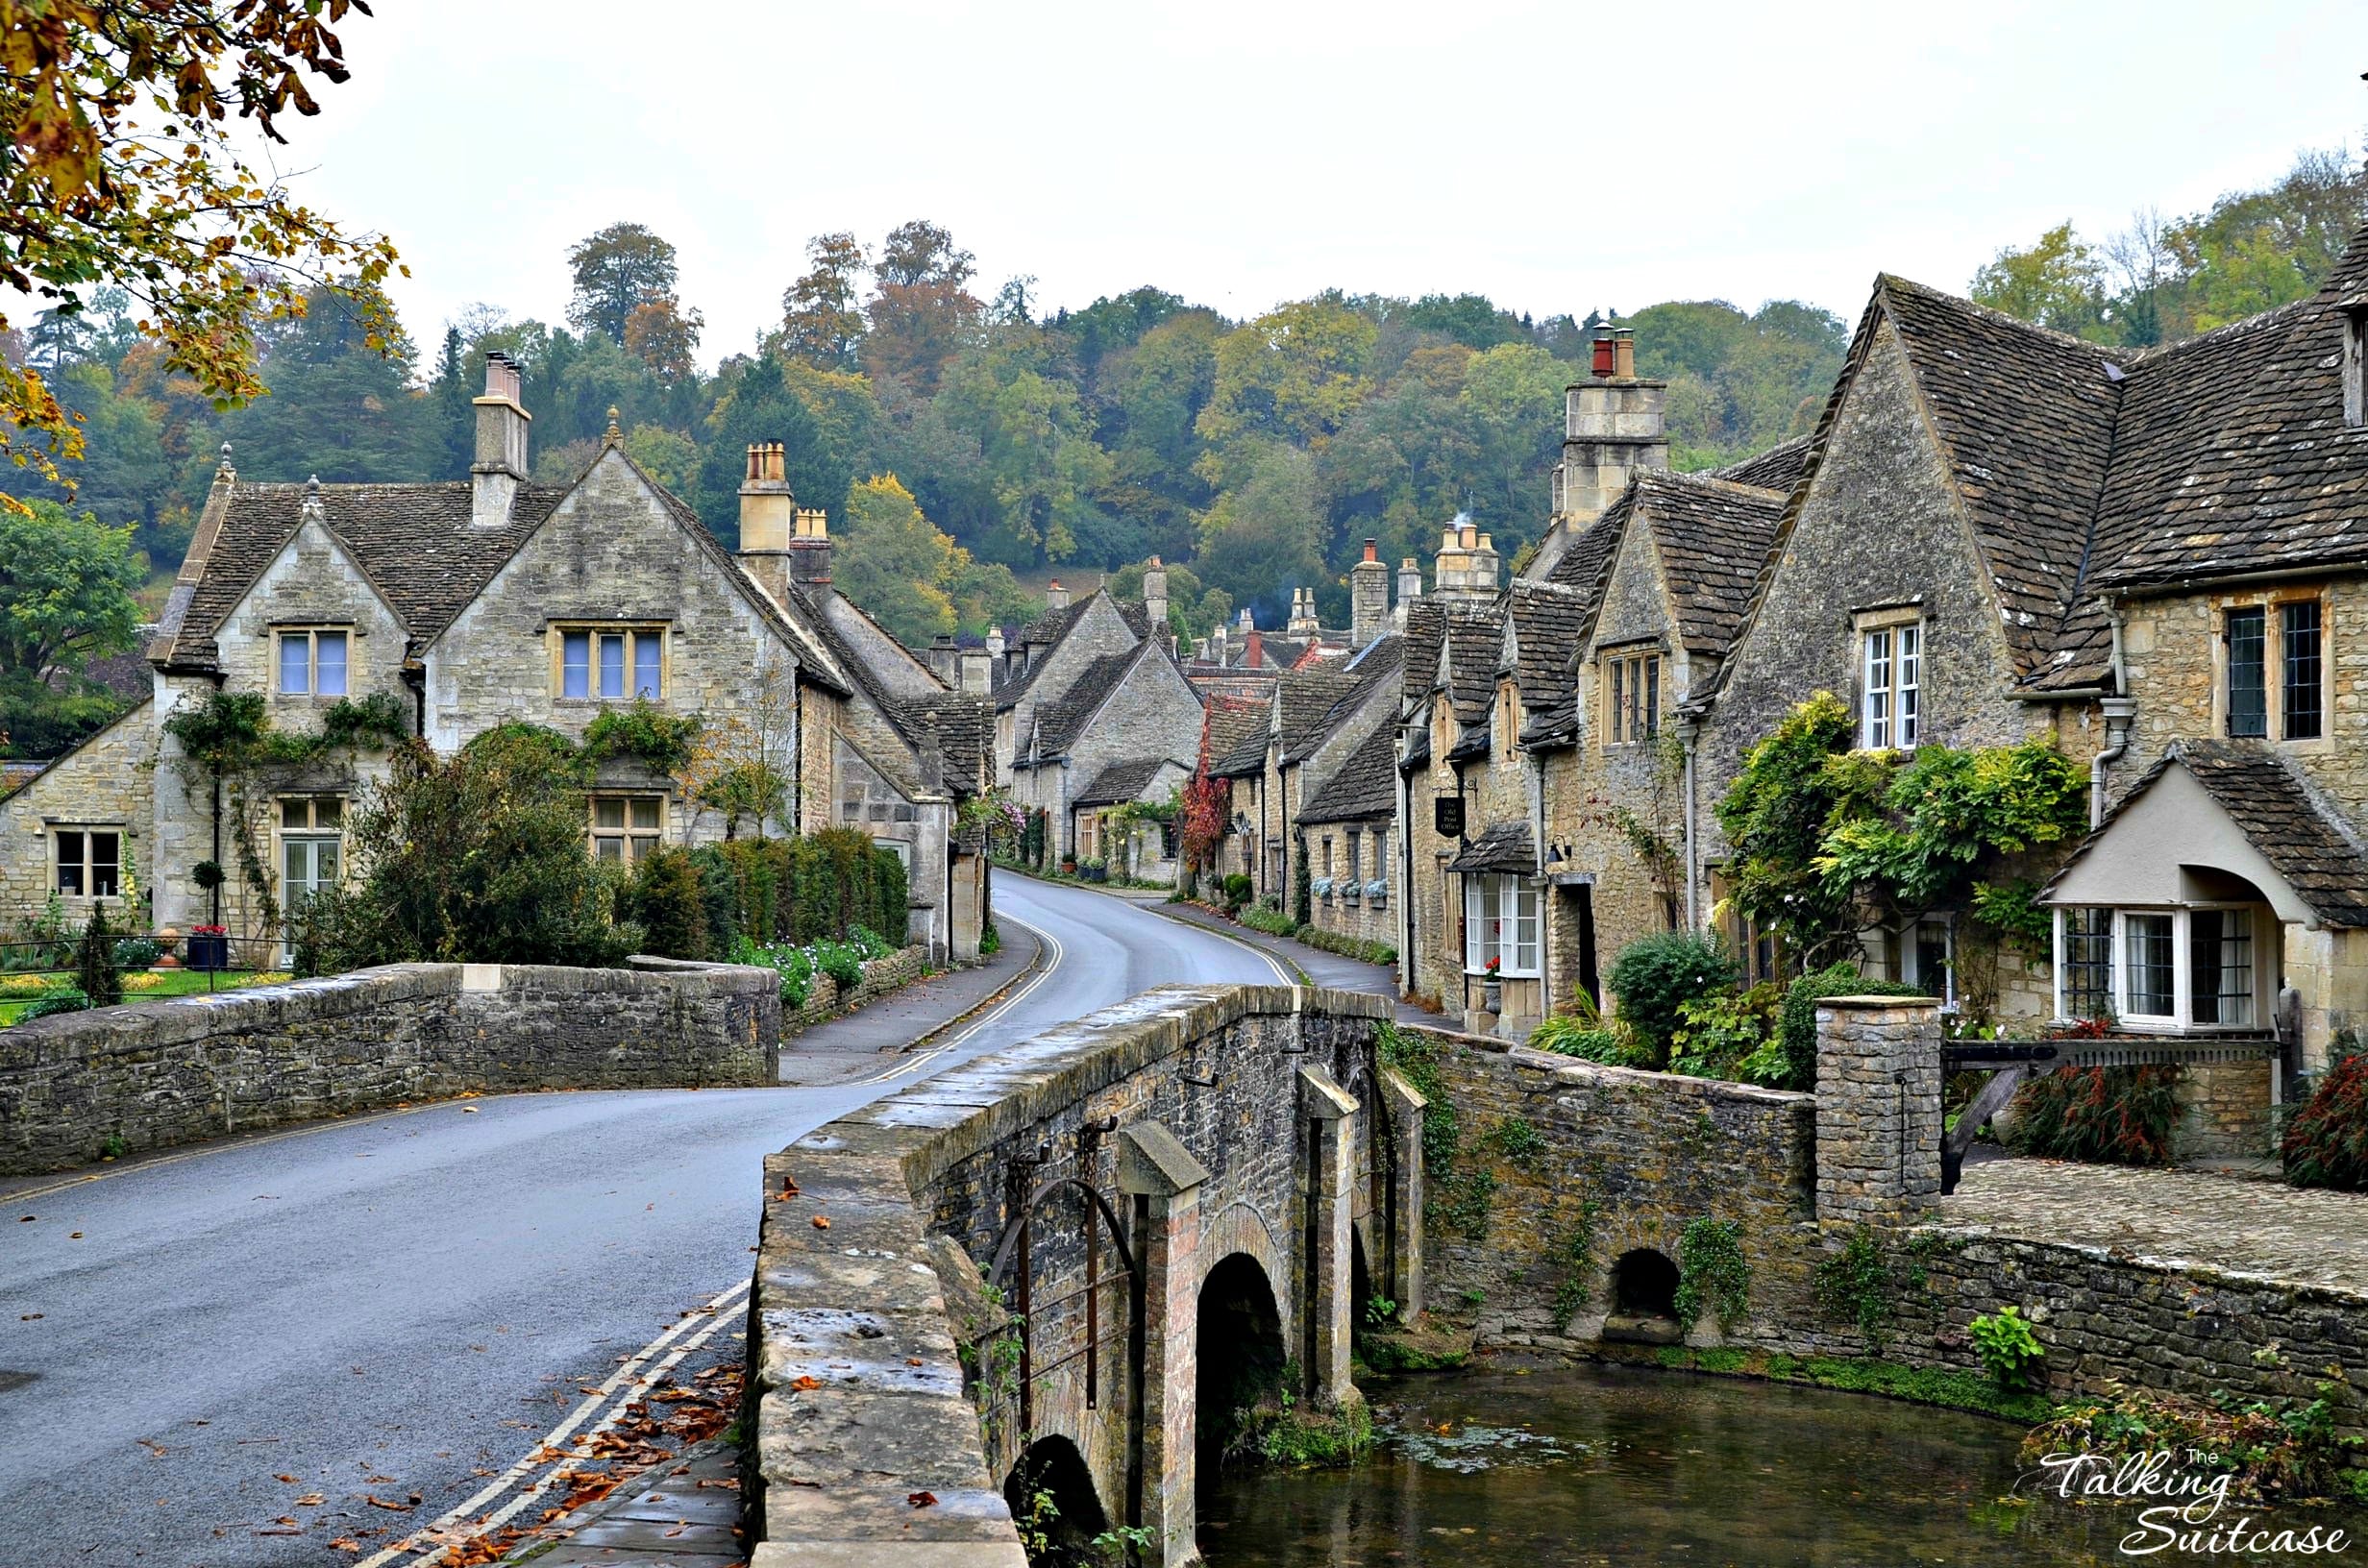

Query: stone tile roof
[1636,471,1791,656]
[2049,739,2368,928]
[168,478,570,665]
[1207,696,1272,779]
[1712,435,1814,495]
[1505,582,1586,709]
[1031,648,1141,757]
[887,693,995,796]
[1543,500,1626,621]
[1072,755,1178,808]
[1298,723,1395,824]
[1284,637,1403,767]
[1445,820,1534,874]
[1400,600,1447,710]
[1276,669,1362,761]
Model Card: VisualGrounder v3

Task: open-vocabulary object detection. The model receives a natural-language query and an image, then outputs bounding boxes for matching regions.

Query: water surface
[1200,1363,2361,1567]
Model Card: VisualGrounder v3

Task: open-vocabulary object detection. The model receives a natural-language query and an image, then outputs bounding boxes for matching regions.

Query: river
[1200,1364,2361,1566]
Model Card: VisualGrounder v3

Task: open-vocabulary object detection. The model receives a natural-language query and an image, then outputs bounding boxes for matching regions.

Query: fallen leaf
[275,1474,298,1484]
[778,1178,800,1195]
[328,1539,360,1554]
[137,1440,167,1458]
[18,1313,40,1321]
[791,1375,821,1391]
[459,1106,479,1114]
[16,1214,31,1222]
[810,1215,830,1230]
[363,1495,412,1511]
[296,1493,325,1507]
[68,1232,83,1239]
[907,1490,938,1507]
[905,1358,924,1366]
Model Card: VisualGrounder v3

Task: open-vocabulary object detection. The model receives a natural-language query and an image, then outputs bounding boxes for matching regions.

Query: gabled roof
[1634,471,1791,656]
[1397,598,1500,729]
[2045,739,2368,928]
[1297,723,1396,825]
[1543,498,1627,621]
[1504,581,1586,709]
[995,590,1152,712]
[1073,755,1182,809]
[1712,434,1814,495]
[1276,669,1363,762]
[1282,637,1402,767]
[1445,820,1534,874]
[1031,647,1142,756]
[1207,695,1273,779]
[164,478,570,667]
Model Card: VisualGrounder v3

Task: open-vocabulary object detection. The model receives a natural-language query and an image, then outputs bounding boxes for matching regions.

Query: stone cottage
[1007,635,1204,869]
[0,358,992,963]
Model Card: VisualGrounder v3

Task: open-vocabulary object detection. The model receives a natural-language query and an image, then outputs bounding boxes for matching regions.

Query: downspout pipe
[1676,715,1701,931]
[2091,602,2135,829]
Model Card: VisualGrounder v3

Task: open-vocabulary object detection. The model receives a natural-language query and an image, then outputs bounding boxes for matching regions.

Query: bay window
[1462,874,1541,977]
[2051,904,2266,1031]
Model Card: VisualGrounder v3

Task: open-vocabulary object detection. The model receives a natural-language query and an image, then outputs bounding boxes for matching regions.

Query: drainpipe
[1676,714,1701,931]
[1395,734,1415,995]
[2091,601,2134,828]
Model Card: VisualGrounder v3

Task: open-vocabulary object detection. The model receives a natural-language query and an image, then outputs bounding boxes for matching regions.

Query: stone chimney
[957,643,992,696]
[986,625,1006,660]
[1395,556,1423,630]
[1433,516,1500,606]
[1245,627,1264,668]
[925,633,958,687]
[471,353,530,528]
[1143,555,1169,638]
[736,442,799,606]
[1350,539,1389,648]
[1527,319,1667,581]
[1287,587,1320,637]
[1046,578,1071,613]
[1237,607,1254,632]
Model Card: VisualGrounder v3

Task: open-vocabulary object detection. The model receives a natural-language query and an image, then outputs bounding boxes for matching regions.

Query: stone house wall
[0,956,778,1176]
[1059,657,1202,860]
[998,595,1140,779]
[0,700,158,935]
[1306,818,1394,946]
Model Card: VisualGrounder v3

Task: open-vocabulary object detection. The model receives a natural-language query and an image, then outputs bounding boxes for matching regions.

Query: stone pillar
[1117,1121,1210,1568]
[1379,1066,1427,1316]
[1814,995,1943,1223]
[1297,1064,1360,1408]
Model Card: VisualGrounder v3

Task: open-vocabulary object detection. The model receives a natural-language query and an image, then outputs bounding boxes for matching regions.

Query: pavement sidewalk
[1093,884,1441,1027]
[774,921,1045,1086]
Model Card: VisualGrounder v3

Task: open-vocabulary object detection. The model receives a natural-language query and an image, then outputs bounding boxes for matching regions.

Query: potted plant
[186,923,230,971]
[1482,954,1503,1014]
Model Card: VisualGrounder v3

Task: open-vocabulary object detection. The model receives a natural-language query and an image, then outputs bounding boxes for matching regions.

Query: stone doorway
[1603,1247,1683,1344]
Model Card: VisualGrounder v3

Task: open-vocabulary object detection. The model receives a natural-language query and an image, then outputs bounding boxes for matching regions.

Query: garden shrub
[2282,1050,2368,1191]
[2008,1065,2180,1166]
[111,937,160,969]
[1529,1015,1656,1069]
[75,903,123,1008]
[18,988,90,1020]
[1239,905,1298,938]
[1605,930,1739,1068]
[629,847,711,960]
[1969,1306,2045,1392]
[1220,873,1252,913]
[1669,980,1783,1081]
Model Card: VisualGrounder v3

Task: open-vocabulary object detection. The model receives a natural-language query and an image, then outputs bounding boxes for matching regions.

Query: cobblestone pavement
[1944,1156,2368,1292]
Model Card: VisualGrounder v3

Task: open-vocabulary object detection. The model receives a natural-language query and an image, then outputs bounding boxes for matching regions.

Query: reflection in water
[1199,1364,2364,1567]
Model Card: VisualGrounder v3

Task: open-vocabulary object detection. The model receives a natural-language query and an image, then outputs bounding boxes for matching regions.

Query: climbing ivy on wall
[1673,1217,1752,1334]
[1715,692,2089,977]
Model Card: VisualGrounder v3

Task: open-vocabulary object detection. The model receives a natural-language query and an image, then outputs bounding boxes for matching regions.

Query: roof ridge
[1875,272,2125,361]
[1637,468,1789,501]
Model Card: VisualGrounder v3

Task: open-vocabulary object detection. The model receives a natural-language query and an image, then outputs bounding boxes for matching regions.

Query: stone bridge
[747,984,1418,1568]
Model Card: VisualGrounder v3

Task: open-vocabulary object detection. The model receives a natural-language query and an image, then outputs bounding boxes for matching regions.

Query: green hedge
[653,829,909,960]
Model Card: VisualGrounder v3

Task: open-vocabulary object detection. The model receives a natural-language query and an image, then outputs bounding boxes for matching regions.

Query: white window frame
[52,825,123,898]
[1462,873,1541,978]
[2048,903,2267,1033]
[1860,620,1920,749]
[276,626,351,698]
[278,796,346,917]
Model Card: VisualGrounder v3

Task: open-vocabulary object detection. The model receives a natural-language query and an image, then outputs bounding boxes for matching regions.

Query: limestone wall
[0,957,777,1175]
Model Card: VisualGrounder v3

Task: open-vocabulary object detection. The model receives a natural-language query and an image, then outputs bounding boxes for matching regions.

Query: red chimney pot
[1591,334,1616,377]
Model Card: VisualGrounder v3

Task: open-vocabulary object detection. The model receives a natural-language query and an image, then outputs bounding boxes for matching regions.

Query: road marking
[851,913,1061,1085]
[355,1276,752,1568]
[2,1102,450,1204]
[1143,901,1297,986]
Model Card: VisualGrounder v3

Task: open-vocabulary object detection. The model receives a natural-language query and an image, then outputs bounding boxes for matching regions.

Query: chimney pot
[1363,538,1378,563]
[1612,328,1636,380]
[1591,331,1616,378]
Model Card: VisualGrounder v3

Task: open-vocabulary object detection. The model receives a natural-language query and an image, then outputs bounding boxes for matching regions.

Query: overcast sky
[270,0,2365,362]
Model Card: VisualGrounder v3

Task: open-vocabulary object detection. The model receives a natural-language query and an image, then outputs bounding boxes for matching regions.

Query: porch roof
[1445,821,1535,875]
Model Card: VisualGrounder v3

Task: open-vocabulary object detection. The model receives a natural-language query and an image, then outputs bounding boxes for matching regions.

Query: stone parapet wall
[1814,996,1943,1222]
[748,984,1395,1568]
[0,957,777,1175]
[2176,1058,2275,1158]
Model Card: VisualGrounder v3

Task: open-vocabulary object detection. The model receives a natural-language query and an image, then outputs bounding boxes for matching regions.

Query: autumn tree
[1970,222,2109,338]
[1196,297,1377,456]
[779,232,868,372]
[1177,710,1231,897]
[0,0,401,499]
[863,219,983,394]
[624,295,705,384]
[834,475,959,644]
[567,223,680,347]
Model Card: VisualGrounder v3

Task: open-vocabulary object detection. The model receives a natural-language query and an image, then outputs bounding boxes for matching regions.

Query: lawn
[0,968,292,1025]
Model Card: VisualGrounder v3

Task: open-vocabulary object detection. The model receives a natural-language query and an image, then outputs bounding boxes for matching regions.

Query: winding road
[0,875,1295,1567]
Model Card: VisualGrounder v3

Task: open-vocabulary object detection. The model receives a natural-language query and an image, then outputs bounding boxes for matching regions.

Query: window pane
[629,797,661,829]
[1863,630,1890,747]
[633,632,661,699]
[1915,919,1949,1002]
[56,830,84,895]
[2282,600,2323,740]
[1898,625,1920,747]
[562,631,591,699]
[283,798,309,830]
[629,833,661,861]
[2190,908,2254,1027]
[1464,878,1482,970]
[284,838,309,889]
[1609,661,1626,744]
[2063,907,2113,1018]
[280,634,309,695]
[1643,657,1660,738]
[316,797,342,828]
[599,634,626,700]
[316,840,339,883]
[2227,608,2267,737]
[314,631,347,696]
[2126,913,2174,1016]
[594,797,626,829]
[593,837,624,862]
[1515,880,1540,974]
